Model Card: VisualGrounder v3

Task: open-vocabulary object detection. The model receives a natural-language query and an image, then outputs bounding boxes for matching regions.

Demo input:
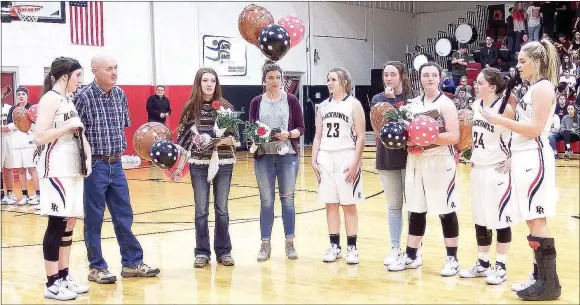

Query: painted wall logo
[202,35,247,76]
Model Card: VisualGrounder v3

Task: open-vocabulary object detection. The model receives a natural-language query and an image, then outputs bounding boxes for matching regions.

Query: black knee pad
[439,212,459,238]
[496,227,512,243]
[475,224,493,246]
[408,212,427,236]
[43,216,67,262]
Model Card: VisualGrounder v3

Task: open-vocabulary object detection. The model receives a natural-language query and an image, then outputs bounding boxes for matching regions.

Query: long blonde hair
[520,39,560,86]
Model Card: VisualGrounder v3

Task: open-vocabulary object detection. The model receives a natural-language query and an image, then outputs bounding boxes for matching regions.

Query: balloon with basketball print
[150,139,179,170]
[238,4,274,46]
[12,107,32,133]
[457,109,473,152]
[258,23,291,61]
[408,114,440,146]
[370,102,396,137]
[27,104,38,123]
[379,121,408,149]
[133,122,172,161]
[277,15,305,48]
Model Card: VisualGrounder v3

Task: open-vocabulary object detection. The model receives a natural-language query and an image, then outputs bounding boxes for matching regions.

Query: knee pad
[439,212,459,238]
[408,212,427,236]
[61,230,73,247]
[496,227,512,243]
[475,224,493,246]
[43,216,67,262]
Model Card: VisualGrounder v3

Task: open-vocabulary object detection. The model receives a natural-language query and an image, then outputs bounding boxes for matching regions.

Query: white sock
[478,252,490,263]
[496,253,507,264]
[566,144,570,149]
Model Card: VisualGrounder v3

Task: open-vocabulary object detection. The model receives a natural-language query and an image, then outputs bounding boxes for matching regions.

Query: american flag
[69,1,104,46]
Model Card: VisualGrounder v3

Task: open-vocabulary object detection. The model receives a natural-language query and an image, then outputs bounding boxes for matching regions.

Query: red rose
[257,126,267,136]
[395,101,404,108]
[211,100,222,110]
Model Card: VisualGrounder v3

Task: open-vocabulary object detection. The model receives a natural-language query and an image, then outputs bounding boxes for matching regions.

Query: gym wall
[2,1,417,154]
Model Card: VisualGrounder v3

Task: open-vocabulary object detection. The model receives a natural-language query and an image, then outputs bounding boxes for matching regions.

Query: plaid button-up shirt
[74,82,131,156]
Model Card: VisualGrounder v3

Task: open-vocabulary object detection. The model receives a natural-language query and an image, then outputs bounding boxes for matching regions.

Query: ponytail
[539,39,560,86]
[42,72,54,95]
[499,76,518,114]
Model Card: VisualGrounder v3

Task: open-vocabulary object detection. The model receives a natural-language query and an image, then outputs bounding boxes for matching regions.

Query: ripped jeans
[254,154,299,240]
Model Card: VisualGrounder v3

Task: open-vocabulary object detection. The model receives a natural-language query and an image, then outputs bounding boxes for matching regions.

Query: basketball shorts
[471,166,520,229]
[0,135,9,170]
[40,177,84,218]
[5,147,36,169]
[405,154,459,215]
[511,145,556,221]
[317,149,364,205]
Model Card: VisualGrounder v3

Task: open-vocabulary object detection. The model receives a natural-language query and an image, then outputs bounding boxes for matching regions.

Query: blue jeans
[254,154,299,240]
[190,163,233,258]
[84,160,143,269]
[528,25,541,41]
[377,169,406,249]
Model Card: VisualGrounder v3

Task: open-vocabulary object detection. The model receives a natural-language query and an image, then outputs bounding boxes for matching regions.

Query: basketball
[133,122,172,161]
[370,102,395,137]
[457,109,474,152]
[12,107,32,133]
[238,4,274,45]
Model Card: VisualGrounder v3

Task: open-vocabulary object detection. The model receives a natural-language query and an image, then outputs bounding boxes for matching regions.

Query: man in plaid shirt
[74,54,160,284]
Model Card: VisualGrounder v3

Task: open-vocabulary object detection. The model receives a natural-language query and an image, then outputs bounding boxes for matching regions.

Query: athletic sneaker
[440,256,459,277]
[345,245,359,264]
[88,268,117,284]
[383,247,401,266]
[485,263,507,285]
[44,278,77,301]
[387,253,422,271]
[322,244,342,262]
[2,193,17,205]
[62,274,89,294]
[511,273,536,292]
[458,259,491,278]
[27,195,40,206]
[16,195,29,206]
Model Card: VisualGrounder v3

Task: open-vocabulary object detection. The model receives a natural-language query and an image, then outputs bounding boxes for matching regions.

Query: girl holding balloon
[387,62,461,277]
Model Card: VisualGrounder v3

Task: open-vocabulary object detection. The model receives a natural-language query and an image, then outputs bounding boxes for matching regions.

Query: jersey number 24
[473,131,485,149]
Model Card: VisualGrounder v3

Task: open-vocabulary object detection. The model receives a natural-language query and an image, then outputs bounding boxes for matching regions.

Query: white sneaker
[383,247,401,266]
[3,193,17,205]
[27,195,40,206]
[458,259,491,278]
[345,245,359,265]
[511,272,536,292]
[387,252,422,271]
[63,275,89,294]
[440,256,459,277]
[16,195,29,206]
[44,278,77,301]
[485,263,507,285]
[322,244,342,262]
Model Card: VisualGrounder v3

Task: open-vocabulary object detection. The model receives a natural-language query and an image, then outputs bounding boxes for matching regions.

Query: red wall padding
[19,84,194,155]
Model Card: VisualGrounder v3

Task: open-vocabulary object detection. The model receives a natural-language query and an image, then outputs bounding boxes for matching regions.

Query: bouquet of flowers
[384,101,413,124]
[243,120,272,154]
[212,100,243,137]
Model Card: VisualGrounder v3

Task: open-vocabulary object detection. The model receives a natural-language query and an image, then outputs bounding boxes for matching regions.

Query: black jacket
[146,95,171,124]
[480,45,499,68]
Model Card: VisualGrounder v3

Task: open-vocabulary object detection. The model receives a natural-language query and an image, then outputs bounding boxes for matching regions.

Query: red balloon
[277,15,305,48]
[27,104,38,123]
[408,115,440,146]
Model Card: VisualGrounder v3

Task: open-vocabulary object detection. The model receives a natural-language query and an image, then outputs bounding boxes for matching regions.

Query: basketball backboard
[1,1,66,23]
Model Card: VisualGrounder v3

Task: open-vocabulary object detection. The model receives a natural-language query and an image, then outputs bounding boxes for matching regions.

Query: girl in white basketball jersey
[312,67,366,264]
[34,57,91,301]
[459,68,519,285]
[482,40,561,301]
[1,100,17,204]
[388,62,461,277]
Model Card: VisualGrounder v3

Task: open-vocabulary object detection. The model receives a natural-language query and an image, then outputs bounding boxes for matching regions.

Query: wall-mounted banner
[202,35,247,76]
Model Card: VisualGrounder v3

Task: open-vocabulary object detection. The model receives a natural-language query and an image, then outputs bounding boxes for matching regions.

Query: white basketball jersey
[512,79,556,151]
[10,104,36,149]
[407,93,454,156]
[318,95,358,151]
[470,98,512,166]
[36,93,82,178]
[1,103,12,135]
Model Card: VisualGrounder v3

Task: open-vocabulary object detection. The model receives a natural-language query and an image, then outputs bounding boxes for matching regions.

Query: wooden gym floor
[1,148,579,304]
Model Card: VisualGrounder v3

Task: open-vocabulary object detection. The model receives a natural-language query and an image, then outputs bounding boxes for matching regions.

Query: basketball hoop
[11,5,41,22]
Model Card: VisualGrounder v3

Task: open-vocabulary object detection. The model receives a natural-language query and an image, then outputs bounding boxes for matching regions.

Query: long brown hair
[178,68,225,126]
[42,57,81,95]
[383,61,414,100]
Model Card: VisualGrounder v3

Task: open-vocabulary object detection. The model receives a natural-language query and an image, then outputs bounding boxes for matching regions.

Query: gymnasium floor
[1,148,579,304]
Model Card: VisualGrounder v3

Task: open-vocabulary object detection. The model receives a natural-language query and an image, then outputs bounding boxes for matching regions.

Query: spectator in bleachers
[480,37,499,68]
[571,31,580,51]
[555,33,571,58]
[526,2,542,41]
[454,75,473,96]
[512,3,526,53]
[547,113,562,159]
[540,1,557,39]
[560,54,576,76]
[555,94,570,121]
[451,45,469,88]
[555,2,573,38]
[453,87,470,110]
[560,69,576,90]
[549,104,580,160]
[508,67,523,86]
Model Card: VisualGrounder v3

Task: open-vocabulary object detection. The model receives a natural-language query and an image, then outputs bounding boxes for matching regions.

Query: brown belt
[92,155,120,163]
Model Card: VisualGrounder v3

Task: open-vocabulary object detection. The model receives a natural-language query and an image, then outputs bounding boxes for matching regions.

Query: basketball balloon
[133,122,172,161]
[258,24,291,61]
[379,122,408,149]
[457,109,474,152]
[238,4,274,45]
[408,115,440,146]
[277,15,305,48]
[370,102,396,137]
[27,104,38,123]
[12,107,32,133]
